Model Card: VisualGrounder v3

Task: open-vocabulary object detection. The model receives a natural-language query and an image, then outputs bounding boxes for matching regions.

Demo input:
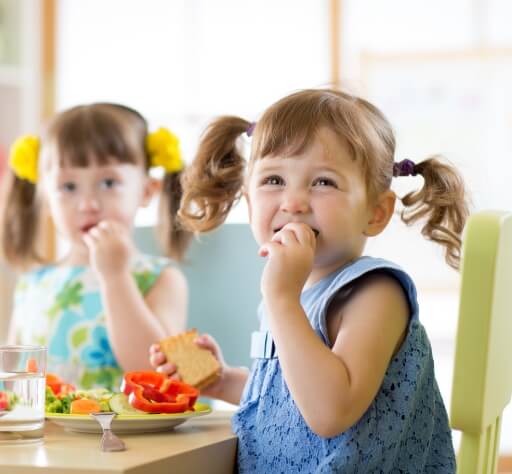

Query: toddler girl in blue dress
[1,103,191,390]
[151,89,468,472]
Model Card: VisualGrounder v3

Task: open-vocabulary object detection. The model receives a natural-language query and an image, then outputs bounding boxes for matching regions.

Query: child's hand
[149,334,228,399]
[82,220,134,279]
[259,222,316,301]
[149,343,177,376]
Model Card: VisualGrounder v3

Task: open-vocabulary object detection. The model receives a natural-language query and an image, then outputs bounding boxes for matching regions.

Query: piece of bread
[159,329,220,389]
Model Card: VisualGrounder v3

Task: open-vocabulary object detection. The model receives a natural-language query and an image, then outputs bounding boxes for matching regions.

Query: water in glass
[0,346,46,443]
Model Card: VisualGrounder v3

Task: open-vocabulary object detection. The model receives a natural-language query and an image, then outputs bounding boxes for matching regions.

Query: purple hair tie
[393,159,417,177]
[246,122,256,137]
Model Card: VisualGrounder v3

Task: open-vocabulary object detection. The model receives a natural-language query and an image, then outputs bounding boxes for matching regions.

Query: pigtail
[179,116,249,232]
[157,170,193,261]
[0,172,42,268]
[399,156,469,270]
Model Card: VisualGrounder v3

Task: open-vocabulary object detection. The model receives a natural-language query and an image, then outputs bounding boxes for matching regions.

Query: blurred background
[0,0,511,464]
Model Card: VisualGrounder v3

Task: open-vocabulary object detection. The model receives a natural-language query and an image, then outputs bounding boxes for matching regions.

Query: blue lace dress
[12,254,172,391]
[232,256,456,473]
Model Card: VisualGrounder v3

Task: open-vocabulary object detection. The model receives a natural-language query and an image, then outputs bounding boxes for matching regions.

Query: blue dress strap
[250,331,277,359]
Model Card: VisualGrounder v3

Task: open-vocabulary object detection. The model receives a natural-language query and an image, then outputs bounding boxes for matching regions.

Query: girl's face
[246,127,393,282]
[42,159,155,256]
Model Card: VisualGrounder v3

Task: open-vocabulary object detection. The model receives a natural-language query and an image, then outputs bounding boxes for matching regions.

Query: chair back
[450,210,512,473]
[134,224,264,368]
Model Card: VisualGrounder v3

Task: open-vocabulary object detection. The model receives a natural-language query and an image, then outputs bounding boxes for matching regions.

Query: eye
[60,182,76,192]
[313,177,338,188]
[100,178,118,189]
[262,175,284,186]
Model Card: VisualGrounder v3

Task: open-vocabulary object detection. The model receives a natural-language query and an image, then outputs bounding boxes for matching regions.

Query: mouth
[80,223,98,233]
[274,226,320,238]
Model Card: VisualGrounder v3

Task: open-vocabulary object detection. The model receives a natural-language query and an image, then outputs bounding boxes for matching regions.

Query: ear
[141,177,161,208]
[364,190,395,237]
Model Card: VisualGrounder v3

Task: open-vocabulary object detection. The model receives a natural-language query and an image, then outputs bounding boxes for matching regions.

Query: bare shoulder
[151,265,188,292]
[145,265,188,308]
[355,271,409,304]
[326,271,409,350]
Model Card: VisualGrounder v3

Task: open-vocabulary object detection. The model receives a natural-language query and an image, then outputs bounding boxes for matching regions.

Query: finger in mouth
[273,226,320,238]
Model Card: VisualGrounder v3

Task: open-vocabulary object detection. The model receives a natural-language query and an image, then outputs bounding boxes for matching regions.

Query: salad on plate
[45,371,200,416]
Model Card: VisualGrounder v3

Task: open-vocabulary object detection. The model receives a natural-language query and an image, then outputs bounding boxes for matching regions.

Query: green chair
[450,210,512,473]
[134,224,264,368]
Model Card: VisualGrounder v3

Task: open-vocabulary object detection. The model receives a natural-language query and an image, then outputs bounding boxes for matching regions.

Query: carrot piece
[46,373,62,385]
[26,358,38,373]
[70,399,101,415]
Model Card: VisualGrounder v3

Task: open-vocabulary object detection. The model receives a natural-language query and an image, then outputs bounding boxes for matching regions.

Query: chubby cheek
[102,196,137,225]
[112,205,138,228]
[245,191,262,245]
[52,209,77,238]
[248,204,275,246]
[248,212,267,246]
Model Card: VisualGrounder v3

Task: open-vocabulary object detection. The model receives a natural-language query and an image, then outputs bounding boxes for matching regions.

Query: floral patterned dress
[12,255,172,391]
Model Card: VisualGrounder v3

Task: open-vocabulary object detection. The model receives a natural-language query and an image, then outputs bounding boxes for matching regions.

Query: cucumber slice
[109,393,145,415]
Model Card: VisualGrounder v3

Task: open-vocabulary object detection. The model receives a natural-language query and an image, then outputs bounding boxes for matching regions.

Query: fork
[90,412,126,452]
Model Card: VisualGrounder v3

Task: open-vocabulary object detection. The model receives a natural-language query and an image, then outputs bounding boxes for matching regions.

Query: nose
[78,192,100,213]
[280,188,310,214]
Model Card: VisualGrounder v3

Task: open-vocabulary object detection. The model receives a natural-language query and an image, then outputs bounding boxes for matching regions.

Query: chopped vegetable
[44,371,200,415]
[70,398,101,415]
[0,391,8,410]
[45,386,78,413]
[46,373,76,398]
[109,393,145,415]
[0,390,19,411]
[75,388,110,399]
[121,371,199,414]
[45,374,116,414]
[26,357,38,373]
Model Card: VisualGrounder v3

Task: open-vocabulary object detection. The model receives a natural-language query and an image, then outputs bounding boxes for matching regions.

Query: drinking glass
[0,345,46,443]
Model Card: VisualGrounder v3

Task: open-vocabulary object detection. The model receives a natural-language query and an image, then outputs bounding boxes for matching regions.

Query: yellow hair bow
[146,128,184,174]
[9,135,40,184]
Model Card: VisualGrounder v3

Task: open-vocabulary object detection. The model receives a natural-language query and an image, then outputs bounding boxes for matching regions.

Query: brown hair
[0,103,192,267]
[180,88,469,270]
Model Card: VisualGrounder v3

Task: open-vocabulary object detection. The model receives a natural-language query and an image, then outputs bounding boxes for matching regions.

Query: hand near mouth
[82,220,134,279]
[259,222,317,302]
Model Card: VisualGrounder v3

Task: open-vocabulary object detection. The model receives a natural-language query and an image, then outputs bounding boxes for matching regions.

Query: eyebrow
[255,161,347,178]
[96,166,122,175]
[55,165,124,178]
[313,165,346,175]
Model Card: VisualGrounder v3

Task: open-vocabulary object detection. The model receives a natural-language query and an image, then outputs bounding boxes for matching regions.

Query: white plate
[46,403,211,434]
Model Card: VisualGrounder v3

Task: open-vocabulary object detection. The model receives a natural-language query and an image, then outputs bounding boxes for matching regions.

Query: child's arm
[144,266,187,336]
[83,221,187,371]
[261,223,408,438]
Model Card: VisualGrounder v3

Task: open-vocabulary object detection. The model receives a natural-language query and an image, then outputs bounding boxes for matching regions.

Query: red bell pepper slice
[0,391,8,411]
[122,371,199,414]
[159,378,199,406]
[122,371,164,395]
[128,386,189,413]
